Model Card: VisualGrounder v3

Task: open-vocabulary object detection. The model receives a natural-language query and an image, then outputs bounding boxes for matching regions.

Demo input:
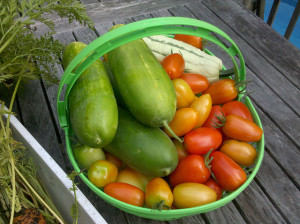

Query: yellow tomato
[172,78,196,109]
[190,94,212,128]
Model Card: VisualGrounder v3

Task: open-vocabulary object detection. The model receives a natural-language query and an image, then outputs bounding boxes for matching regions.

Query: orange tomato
[104,151,124,170]
[179,73,209,94]
[190,94,212,128]
[161,53,185,79]
[172,78,196,109]
[172,139,189,162]
[174,34,203,49]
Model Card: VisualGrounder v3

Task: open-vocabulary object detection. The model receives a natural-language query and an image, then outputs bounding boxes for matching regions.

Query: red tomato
[184,127,222,155]
[172,139,189,162]
[161,53,185,79]
[169,154,211,187]
[222,115,263,142]
[179,73,209,94]
[145,177,173,209]
[203,79,238,105]
[222,101,253,121]
[174,34,203,49]
[204,177,223,200]
[104,182,145,207]
[203,105,225,133]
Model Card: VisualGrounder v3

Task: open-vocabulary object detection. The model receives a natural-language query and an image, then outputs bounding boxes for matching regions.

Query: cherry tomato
[104,151,124,170]
[174,34,203,49]
[173,183,217,208]
[203,79,238,105]
[220,139,257,166]
[179,73,209,94]
[190,94,212,128]
[169,154,211,187]
[222,115,263,142]
[73,145,105,169]
[116,167,152,192]
[87,160,118,188]
[172,78,196,109]
[204,177,223,200]
[161,53,185,79]
[164,108,199,137]
[222,101,253,121]
[104,182,145,207]
[172,139,189,162]
[184,127,222,155]
[210,151,247,191]
[145,177,173,209]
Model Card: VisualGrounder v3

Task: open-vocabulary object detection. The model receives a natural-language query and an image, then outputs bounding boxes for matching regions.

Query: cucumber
[62,42,118,148]
[104,107,178,177]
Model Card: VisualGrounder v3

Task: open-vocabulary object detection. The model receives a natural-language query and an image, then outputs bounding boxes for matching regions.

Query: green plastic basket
[57,17,264,220]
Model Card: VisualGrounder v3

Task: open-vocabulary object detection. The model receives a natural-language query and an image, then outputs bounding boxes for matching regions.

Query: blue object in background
[264,0,299,49]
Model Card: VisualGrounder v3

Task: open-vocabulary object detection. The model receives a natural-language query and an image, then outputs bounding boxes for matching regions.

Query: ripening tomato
[184,127,222,155]
[222,101,253,121]
[73,145,106,169]
[104,151,124,170]
[161,53,185,79]
[210,151,247,191]
[174,34,203,49]
[204,177,223,200]
[87,160,118,188]
[220,139,257,166]
[164,108,199,137]
[179,73,209,94]
[222,115,263,142]
[104,182,145,207]
[190,94,212,128]
[202,105,225,133]
[172,139,189,162]
[169,154,211,187]
[172,78,196,109]
[203,79,238,105]
[145,177,173,209]
[173,183,217,208]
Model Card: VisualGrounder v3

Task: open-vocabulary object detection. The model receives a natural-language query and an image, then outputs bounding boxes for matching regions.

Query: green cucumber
[104,107,178,177]
[62,42,118,148]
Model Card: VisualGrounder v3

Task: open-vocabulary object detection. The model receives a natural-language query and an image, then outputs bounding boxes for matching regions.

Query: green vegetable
[73,145,106,169]
[104,107,178,177]
[62,42,118,148]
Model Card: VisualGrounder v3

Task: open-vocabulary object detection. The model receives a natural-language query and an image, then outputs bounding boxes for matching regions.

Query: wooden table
[3,0,300,223]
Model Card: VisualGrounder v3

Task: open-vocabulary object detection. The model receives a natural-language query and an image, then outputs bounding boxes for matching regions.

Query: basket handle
[57,17,246,129]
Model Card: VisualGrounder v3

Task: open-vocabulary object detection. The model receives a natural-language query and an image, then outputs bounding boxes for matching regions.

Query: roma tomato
[220,139,257,166]
[179,73,209,94]
[87,160,118,188]
[174,34,203,49]
[222,101,253,121]
[104,151,124,170]
[203,79,237,105]
[104,182,144,207]
[173,183,217,208]
[222,115,263,142]
[164,108,199,137]
[210,151,247,191]
[203,105,225,133]
[145,177,173,209]
[161,53,185,79]
[190,94,212,128]
[73,145,105,169]
[117,167,152,192]
[204,177,223,200]
[169,154,211,187]
[172,139,189,162]
[184,127,222,155]
[172,78,196,109]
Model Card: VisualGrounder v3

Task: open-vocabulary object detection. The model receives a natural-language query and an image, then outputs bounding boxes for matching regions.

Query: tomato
[104,152,124,170]
[174,34,203,49]
[117,167,152,192]
[145,177,173,209]
[222,101,253,121]
[73,145,106,169]
[220,139,257,166]
[222,115,263,142]
[169,154,211,187]
[204,177,223,200]
[184,127,222,155]
[203,79,238,105]
[172,78,196,109]
[173,183,217,208]
[172,139,189,162]
[179,73,209,94]
[104,182,144,207]
[190,94,212,128]
[161,53,185,79]
[202,105,225,133]
[164,108,199,137]
[87,160,118,188]
[210,151,247,191]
